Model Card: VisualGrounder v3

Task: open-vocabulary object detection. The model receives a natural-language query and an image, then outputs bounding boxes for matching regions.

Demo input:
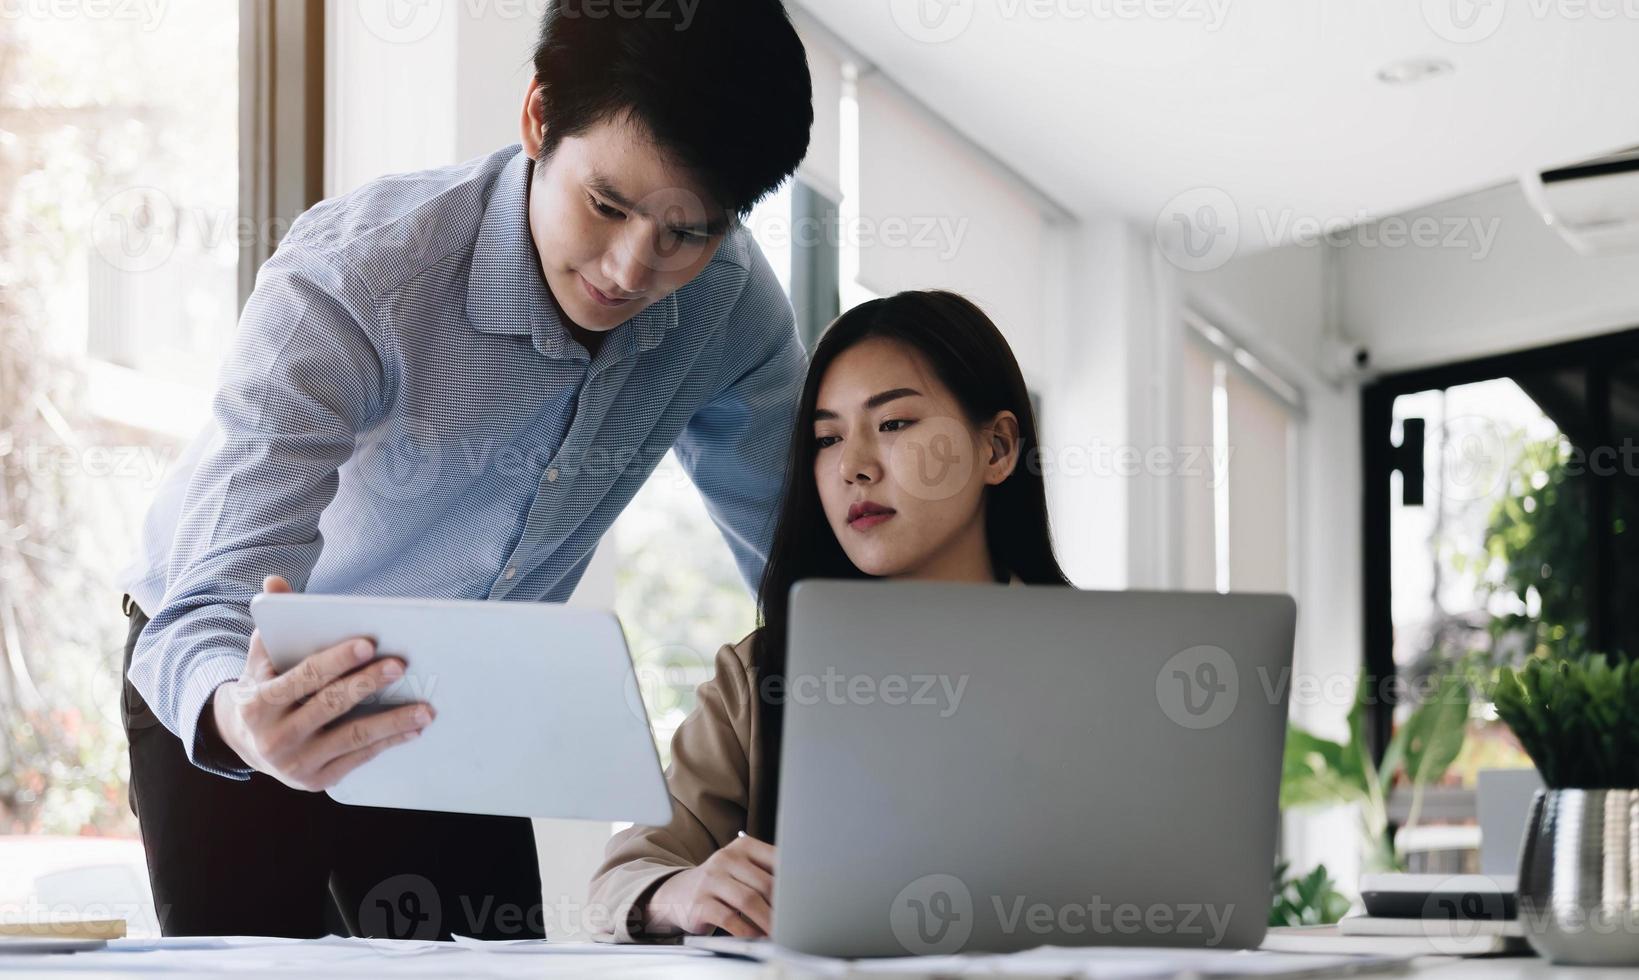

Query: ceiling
[797,0,1639,248]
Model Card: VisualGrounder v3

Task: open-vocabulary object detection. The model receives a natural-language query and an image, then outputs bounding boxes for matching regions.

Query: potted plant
[1493,654,1639,964]
[1281,671,1470,873]
[1269,861,1351,928]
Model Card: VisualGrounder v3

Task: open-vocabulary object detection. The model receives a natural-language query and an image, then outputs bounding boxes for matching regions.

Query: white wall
[325,0,530,197]
[1341,180,1639,371]
[853,72,1054,386]
[1039,220,1139,590]
[1183,242,1330,382]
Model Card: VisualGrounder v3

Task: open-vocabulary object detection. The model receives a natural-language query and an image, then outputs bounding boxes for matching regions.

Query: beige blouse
[589,633,764,942]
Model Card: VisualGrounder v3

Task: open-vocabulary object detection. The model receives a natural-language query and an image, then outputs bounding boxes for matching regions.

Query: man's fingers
[312,727,422,790]
[265,636,376,704]
[263,575,293,593]
[245,631,277,682]
[289,657,406,733]
[713,880,773,935]
[301,702,433,773]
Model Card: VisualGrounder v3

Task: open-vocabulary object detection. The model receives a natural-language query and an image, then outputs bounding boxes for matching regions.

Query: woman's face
[811,337,1019,580]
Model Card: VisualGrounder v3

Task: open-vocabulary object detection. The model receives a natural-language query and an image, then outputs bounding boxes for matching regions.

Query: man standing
[121,0,813,939]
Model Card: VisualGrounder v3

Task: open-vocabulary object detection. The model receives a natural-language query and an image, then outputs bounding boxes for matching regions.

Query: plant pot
[1517,788,1639,964]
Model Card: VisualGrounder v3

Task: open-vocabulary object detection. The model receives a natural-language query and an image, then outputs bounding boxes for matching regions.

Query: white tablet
[248,593,671,825]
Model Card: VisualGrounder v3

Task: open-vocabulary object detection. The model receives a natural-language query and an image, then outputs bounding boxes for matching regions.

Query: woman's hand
[644,835,776,938]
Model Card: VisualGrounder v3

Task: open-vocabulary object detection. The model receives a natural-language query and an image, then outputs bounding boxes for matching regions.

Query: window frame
[789,181,841,349]
[238,0,325,310]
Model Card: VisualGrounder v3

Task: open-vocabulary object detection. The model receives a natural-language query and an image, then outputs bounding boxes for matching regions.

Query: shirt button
[546,467,559,483]
[503,566,517,580]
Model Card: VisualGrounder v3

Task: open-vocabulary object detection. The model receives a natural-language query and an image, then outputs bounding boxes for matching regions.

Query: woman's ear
[982,411,1022,486]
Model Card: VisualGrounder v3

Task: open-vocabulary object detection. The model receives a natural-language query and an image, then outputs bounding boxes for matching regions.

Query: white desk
[2,939,1633,979]
[0,937,760,979]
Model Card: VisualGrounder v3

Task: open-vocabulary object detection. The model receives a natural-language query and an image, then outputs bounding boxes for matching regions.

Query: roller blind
[1180,340,1218,592]
[1180,327,1295,594]
[1225,367,1291,593]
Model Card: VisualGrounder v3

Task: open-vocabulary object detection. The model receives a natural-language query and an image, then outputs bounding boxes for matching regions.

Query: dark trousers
[121,598,545,939]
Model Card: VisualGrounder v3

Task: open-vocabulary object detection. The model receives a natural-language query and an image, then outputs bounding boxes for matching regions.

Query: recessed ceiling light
[1377,56,1455,84]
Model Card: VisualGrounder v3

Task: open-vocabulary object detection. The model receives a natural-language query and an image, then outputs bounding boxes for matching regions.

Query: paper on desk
[696,944,1410,980]
[999,947,1408,979]
[108,934,455,956]
[45,934,465,974]
[451,934,711,955]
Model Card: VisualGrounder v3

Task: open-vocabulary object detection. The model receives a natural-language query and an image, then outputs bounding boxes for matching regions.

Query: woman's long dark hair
[749,290,1069,840]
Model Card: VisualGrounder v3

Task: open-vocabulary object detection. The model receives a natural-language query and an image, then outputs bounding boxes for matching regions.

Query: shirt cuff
[176,654,254,780]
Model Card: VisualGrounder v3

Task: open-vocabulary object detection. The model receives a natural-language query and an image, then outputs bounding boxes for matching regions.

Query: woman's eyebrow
[864,387,922,409]
[813,388,923,423]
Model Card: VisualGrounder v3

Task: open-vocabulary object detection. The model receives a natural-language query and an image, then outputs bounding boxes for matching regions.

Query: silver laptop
[768,580,1296,958]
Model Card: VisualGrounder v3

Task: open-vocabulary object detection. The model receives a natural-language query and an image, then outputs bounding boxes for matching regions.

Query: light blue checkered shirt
[124,144,805,777]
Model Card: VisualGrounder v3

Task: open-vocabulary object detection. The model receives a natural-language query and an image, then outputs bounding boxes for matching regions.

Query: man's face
[526,114,731,334]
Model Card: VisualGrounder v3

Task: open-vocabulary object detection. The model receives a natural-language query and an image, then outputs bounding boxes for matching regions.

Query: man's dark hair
[532,0,813,218]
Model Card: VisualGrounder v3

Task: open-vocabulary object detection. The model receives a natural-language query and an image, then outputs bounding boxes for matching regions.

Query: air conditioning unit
[1520,148,1639,255]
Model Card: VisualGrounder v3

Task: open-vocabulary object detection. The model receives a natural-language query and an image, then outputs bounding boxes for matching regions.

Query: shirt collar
[465,147,678,362]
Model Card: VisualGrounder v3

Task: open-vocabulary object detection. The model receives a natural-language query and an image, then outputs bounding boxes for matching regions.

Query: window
[1362,329,1639,776]
[1,0,319,932]
[1,0,240,840]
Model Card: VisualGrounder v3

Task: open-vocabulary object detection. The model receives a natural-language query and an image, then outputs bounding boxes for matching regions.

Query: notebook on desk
[1263,924,1527,958]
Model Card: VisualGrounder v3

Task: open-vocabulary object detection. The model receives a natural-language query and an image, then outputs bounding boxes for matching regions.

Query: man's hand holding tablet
[206,576,435,792]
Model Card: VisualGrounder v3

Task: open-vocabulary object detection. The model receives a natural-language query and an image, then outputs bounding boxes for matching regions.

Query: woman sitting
[590,289,1069,942]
